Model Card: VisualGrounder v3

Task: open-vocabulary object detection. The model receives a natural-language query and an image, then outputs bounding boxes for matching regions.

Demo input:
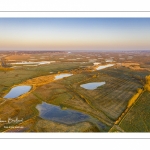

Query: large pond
[36,102,89,124]
[4,85,31,98]
[36,102,108,131]
[55,73,73,80]
[80,82,105,90]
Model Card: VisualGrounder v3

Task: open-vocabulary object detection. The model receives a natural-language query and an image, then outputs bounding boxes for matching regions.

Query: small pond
[80,82,105,90]
[4,85,31,98]
[96,64,114,70]
[36,102,89,124]
[55,73,73,80]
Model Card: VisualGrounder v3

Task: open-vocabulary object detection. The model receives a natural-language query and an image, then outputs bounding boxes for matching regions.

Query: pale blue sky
[0,18,150,51]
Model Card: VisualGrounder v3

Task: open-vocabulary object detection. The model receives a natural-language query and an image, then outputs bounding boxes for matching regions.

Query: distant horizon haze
[0,18,150,51]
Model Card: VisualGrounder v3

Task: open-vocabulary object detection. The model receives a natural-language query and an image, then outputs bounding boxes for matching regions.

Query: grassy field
[1,51,150,132]
[0,61,98,132]
[1,65,149,132]
[0,62,91,97]
[19,67,147,132]
[110,91,150,132]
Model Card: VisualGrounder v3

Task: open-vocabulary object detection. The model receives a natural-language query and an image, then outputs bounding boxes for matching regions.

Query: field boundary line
[109,89,144,132]
[118,90,144,126]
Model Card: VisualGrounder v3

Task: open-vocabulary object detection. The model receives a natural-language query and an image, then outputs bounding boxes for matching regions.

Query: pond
[55,73,73,80]
[36,102,89,124]
[80,82,105,90]
[96,64,114,70]
[4,85,31,98]
[36,102,108,131]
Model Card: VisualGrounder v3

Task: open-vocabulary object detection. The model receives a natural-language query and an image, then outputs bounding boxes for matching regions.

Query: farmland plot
[74,68,144,121]
[115,91,150,132]
[30,67,146,131]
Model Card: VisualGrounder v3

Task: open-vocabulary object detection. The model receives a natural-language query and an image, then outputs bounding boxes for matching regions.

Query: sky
[0,18,150,51]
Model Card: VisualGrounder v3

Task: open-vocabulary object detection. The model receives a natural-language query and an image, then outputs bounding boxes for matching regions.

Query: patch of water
[80,82,105,90]
[4,85,31,98]
[36,102,108,131]
[55,73,73,80]
[36,102,89,124]
[96,64,114,70]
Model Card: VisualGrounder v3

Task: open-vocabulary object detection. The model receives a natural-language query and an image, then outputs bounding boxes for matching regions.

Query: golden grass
[127,88,143,108]
[144,75,150,91]
[0,67,14,71]
[121,62,145,71]
[22,74,55,87]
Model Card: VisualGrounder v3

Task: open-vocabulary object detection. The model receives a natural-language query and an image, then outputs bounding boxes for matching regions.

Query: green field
[110,91,150,132]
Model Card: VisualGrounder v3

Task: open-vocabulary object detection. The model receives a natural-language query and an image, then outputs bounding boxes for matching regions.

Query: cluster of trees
[144,75,150,91]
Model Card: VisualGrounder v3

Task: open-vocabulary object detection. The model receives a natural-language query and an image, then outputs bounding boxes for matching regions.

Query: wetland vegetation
[0,50,150,132]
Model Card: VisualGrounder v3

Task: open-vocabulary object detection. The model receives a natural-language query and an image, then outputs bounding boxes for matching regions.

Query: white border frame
[0,11,150,139]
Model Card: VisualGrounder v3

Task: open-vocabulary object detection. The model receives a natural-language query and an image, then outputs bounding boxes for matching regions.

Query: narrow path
[0,99,6,105]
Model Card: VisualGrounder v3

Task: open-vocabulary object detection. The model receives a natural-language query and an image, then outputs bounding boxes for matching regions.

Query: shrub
[144,75,150,91]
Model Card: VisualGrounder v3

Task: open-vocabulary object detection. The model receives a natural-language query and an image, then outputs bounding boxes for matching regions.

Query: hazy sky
[0,18,150,51]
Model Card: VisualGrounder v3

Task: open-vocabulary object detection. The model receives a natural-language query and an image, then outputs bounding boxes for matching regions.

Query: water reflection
[55,73,73,80]
[80,82,105,90]
[96,64,114,70]
[36,102,89,124]
[4,85,31,98]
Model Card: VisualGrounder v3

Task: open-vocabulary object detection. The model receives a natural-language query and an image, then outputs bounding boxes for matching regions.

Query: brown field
[5,54,31,61]
[121,62,147,71]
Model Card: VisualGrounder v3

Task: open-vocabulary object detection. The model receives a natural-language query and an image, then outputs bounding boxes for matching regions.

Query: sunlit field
[0,50,150,132]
